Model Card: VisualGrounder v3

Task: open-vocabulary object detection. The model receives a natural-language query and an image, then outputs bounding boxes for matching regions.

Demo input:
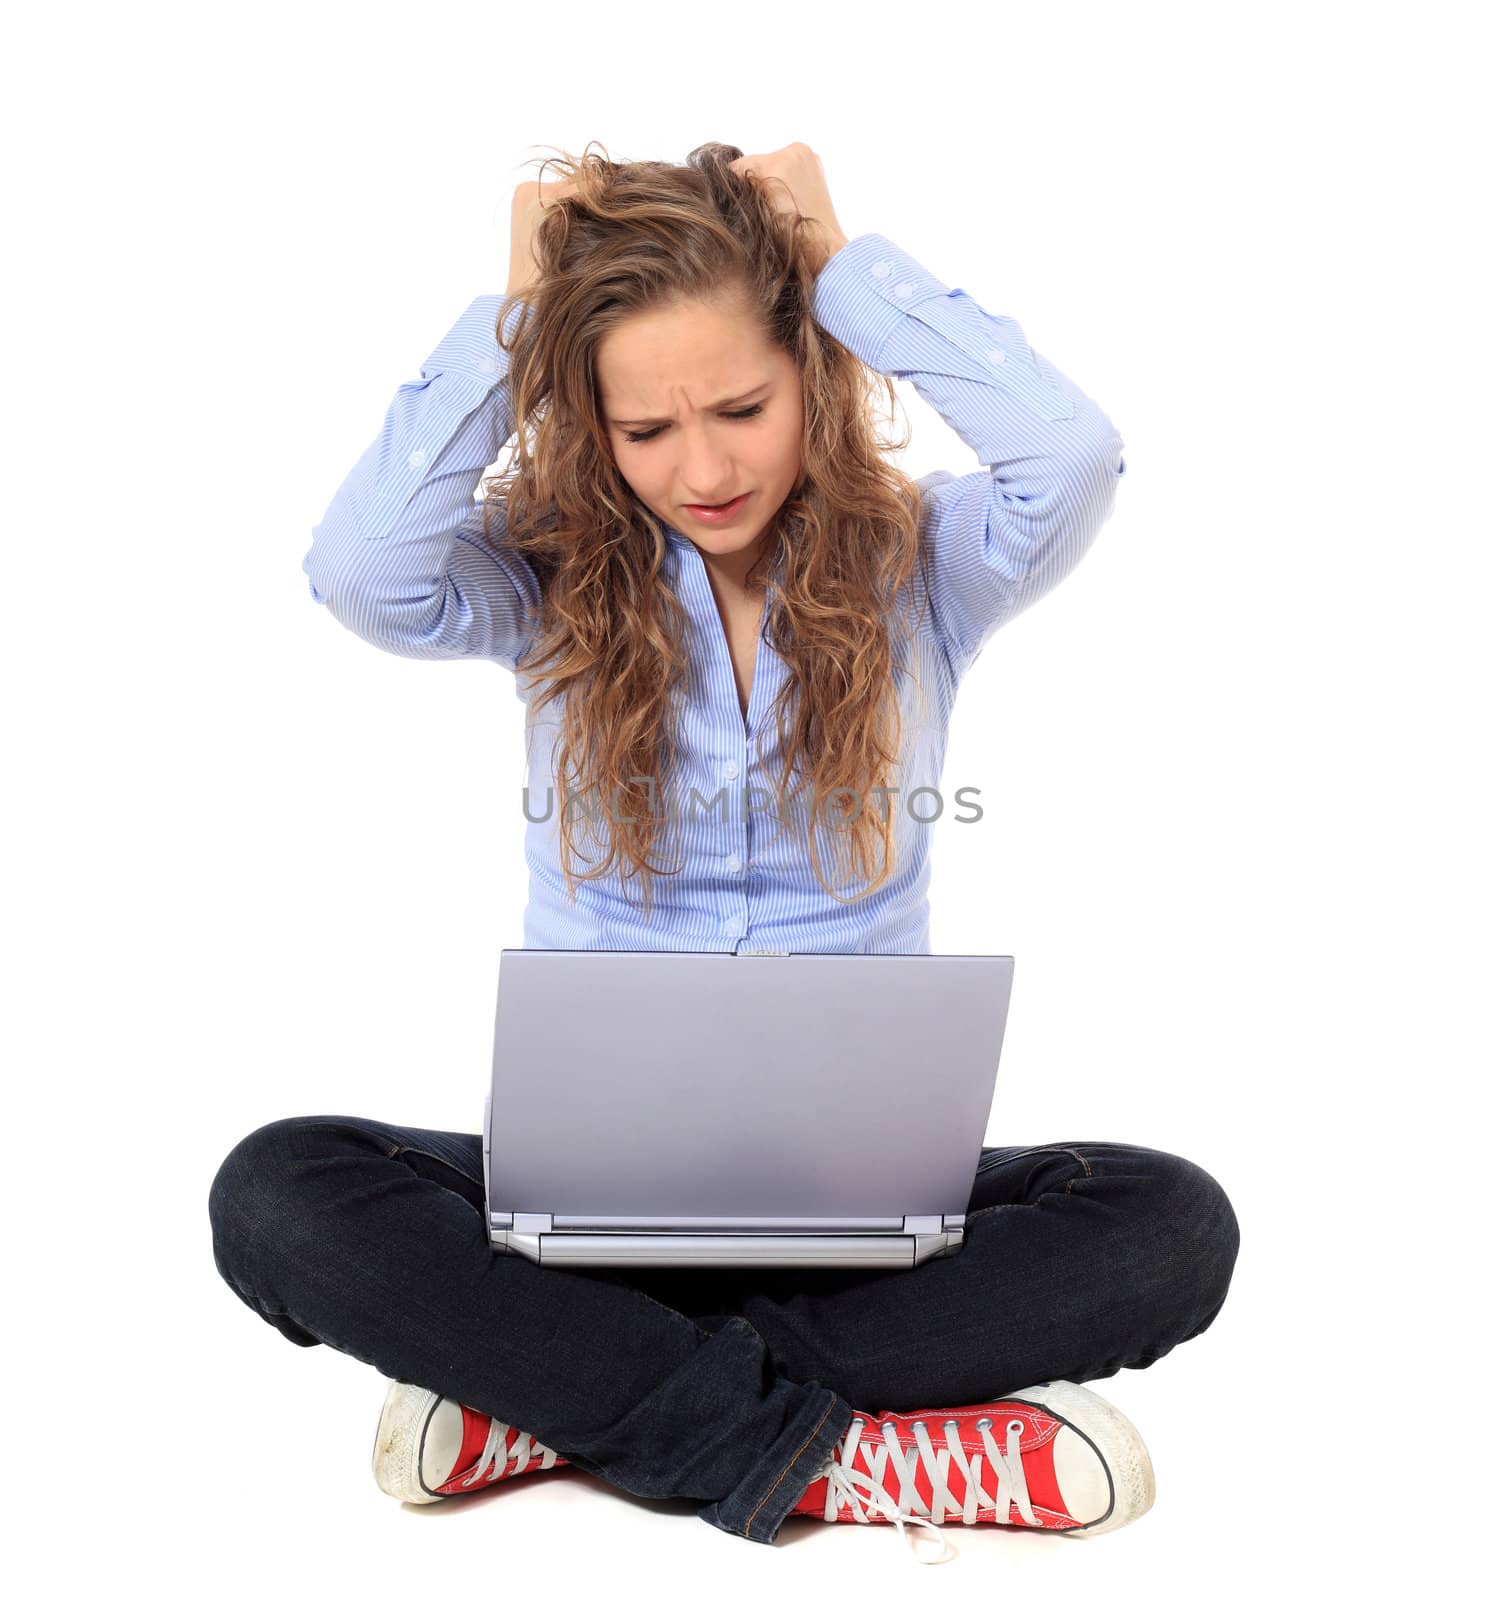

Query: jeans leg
[592,1140,1237,1544]
[698,1140,1240,1417]
[206,1114,852,1545]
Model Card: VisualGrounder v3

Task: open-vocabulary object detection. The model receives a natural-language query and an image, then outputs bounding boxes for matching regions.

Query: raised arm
[301,295,541,668]
[811,232,1126,676]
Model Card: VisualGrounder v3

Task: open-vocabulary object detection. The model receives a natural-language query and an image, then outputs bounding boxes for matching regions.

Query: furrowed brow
[608,382,772,429]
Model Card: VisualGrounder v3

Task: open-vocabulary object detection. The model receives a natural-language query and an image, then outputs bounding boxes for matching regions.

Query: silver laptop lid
[488,950,1014,1228]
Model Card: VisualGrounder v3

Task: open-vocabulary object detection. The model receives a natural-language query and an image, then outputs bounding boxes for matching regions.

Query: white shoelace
[816,1413,1041,1563]
[459,1417,560,1487]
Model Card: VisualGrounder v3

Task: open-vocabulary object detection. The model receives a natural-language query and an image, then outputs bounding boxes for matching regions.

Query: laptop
[483,948,1014,1270]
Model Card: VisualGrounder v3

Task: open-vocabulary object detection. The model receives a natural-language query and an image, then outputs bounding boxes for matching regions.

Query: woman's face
[595,293,804,571]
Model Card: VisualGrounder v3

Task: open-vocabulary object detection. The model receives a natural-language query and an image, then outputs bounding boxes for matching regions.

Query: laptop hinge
[488,1212,549,1232]
[494,1213,968,1234]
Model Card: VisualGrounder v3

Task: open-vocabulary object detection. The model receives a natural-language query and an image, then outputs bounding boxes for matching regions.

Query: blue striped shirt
[302,231,1126,954]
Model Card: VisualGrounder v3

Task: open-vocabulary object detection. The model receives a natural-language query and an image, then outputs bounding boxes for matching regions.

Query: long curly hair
[482,140,935,923]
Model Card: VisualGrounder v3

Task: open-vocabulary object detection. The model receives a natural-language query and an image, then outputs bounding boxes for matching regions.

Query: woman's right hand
[507,177,576,299]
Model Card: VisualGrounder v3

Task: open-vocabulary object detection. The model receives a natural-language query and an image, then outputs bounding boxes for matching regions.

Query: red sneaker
[372,1380,573,1504]
[790,1380,1156,1563]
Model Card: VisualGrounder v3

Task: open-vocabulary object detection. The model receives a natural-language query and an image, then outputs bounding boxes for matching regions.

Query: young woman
[208,141,1239,1565]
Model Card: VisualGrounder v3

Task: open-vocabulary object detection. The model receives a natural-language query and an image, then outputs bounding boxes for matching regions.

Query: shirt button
[894,282,914,298]
[407,448,428,470]
[478,357,498,375]
[871,260,892,279]
[722,760,739,781]
[987,347,1007,364]
[725,853,742,873]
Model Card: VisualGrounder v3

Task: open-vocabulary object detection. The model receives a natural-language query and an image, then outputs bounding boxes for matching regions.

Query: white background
[7,0,1491,1592]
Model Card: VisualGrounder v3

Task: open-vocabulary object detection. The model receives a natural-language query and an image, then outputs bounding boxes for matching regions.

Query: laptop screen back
[489,951,1014,1221]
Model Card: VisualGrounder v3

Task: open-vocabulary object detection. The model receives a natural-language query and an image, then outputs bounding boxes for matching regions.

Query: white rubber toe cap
[1051,1423,1112,1524]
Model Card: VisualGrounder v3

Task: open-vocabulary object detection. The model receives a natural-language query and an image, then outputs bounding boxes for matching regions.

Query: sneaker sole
[371,1379,443,1504]
[1003,1381,1157,1536]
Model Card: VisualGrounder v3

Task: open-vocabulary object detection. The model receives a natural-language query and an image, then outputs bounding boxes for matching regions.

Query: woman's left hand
[729,143,850,271]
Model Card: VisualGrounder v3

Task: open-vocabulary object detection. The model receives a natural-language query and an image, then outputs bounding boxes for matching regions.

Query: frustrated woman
[208,141,1239,1565]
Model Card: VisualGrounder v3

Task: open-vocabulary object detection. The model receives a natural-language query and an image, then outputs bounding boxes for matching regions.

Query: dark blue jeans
[207,1116,1238,1545]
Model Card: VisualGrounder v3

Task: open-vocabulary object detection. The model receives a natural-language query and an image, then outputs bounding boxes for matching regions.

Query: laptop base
[489,1215,965,1269]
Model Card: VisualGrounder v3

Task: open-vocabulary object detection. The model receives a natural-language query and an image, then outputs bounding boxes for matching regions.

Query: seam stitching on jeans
[974,1145,1094,1203]
[1064,1147,1094,1193]
[743,1390,838,1540]
[392,1141,477,1184]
